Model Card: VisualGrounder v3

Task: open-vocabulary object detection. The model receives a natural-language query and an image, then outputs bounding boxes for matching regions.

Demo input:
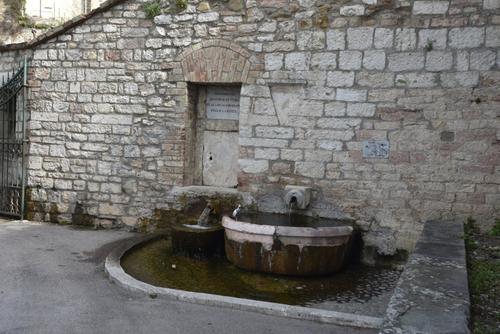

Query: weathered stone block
[255,126,294,139]
[311,53,337,70]
[281,149,303,161]
[418,29,447,50]
[374,28,393,49]
[318,141,343,151]
[327,71,355,87]
[295,162,325,178]
[339,51,362,70]
[239,159,269,173]
[255,148,279,160]
[425,51,453,71]
[394,31,418,54]
[456,51,469,71]
[241,85,271,97]
[347,28,374,50]
[297,31,325,50]
[412,1,449,14]
[305,150,333,162]
[486,26,500,47]
[305,87,335,101]
[265,53,283,70]
[317,118,361,130]
[326,29,345,50]
[441,72,480,87]
[388,52,425,71]
[357,72,394,88]
[449,28,485,49]
[396,73,438,88]
[49,145,66,157]
[197,12,219,22]
[324,102,346,116]
[91,114,133,125]
[99,203,123,216]
[285,52,310,70]
[363,50,386,70]
[253,98,275,115]
[340,5,365,16]
[484,0,500,9]
[347,103,376,117]
[469,50,496,70]
[337,89,367,102]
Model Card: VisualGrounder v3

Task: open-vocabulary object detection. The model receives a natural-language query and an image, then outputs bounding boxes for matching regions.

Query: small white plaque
[206,86,240,121]
[363,140,390,158]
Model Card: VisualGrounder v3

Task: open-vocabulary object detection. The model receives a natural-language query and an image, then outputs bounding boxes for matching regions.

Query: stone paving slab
[380,219,470,334]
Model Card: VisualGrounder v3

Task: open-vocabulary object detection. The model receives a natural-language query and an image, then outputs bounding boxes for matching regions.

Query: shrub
[144,1,162,19]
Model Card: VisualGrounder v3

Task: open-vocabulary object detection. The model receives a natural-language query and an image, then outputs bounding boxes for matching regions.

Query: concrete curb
[104,234,383,329]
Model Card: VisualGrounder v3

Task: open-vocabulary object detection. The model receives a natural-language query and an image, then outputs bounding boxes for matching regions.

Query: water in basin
[237,212,351,228]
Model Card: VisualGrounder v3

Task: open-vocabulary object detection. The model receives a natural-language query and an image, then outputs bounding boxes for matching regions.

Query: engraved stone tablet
[206,86,240,120]
[362,140,390,158]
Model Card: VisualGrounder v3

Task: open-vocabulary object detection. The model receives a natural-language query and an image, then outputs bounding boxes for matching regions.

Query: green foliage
[7,0,26,17]
[144,1,162,19]
[176,0,188,10]
[18,15,56,30]
[465,217,500,333]
[488,219,500,236]
[469,260,500,294]
[424,40,434,52]
[464,217,479,251]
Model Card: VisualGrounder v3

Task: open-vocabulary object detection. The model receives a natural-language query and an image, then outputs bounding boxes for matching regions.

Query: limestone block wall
[0,0,498,256]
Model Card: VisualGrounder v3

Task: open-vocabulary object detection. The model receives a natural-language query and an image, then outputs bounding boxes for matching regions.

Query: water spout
[284,186,311,210]
[232,204,242,221]
[197,203,212,227]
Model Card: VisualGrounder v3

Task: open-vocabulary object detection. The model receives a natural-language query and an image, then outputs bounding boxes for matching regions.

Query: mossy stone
[197,1,210,12]
[227,0,244,11]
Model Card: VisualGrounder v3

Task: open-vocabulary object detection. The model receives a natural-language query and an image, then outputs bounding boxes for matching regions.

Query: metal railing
[0,57,27,219]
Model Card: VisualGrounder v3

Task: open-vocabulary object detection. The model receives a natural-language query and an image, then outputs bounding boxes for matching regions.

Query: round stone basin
[222,214,354,276]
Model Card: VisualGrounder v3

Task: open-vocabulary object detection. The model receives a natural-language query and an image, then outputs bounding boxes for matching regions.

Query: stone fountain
[222,186,354,276]
[171,202,224,259]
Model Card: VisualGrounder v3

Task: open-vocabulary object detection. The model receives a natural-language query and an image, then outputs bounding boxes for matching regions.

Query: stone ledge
[380,219,470,334]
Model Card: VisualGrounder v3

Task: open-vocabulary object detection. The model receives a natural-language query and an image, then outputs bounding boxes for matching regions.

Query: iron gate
[0,57,27,219]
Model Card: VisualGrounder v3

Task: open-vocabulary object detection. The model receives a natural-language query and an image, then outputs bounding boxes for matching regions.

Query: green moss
[72,203,94,227]
[121,238,401,306]
[7,0,26,18]
[49,203,59,224]
[313,5,330,30]
[17,15,58,30]
[176,0,188,10]
[144,1,162,19]
[177,193,189,209]
[137,217,153,233]
[488,219,500,237]
[465,218,500,333]
[469,260,500,294]
[209,195,239,216]
[424,40,434,52]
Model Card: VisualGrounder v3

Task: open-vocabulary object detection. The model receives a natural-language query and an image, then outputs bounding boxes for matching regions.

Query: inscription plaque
[206,86,240,120]
[362,140,390,158]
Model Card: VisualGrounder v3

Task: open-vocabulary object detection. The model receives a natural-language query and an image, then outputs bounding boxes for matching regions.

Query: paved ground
[0,220,376,334]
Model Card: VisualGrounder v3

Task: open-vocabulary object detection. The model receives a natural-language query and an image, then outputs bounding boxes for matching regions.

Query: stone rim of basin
[222,216,353,238]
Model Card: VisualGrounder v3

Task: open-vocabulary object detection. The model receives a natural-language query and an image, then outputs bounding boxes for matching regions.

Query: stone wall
[0,0,499,257]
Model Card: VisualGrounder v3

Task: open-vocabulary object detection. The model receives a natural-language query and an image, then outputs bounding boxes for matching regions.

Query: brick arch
[177,39,260,83]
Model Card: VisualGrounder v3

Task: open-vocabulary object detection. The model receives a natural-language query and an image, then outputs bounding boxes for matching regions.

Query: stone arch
[177,39,260,84]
